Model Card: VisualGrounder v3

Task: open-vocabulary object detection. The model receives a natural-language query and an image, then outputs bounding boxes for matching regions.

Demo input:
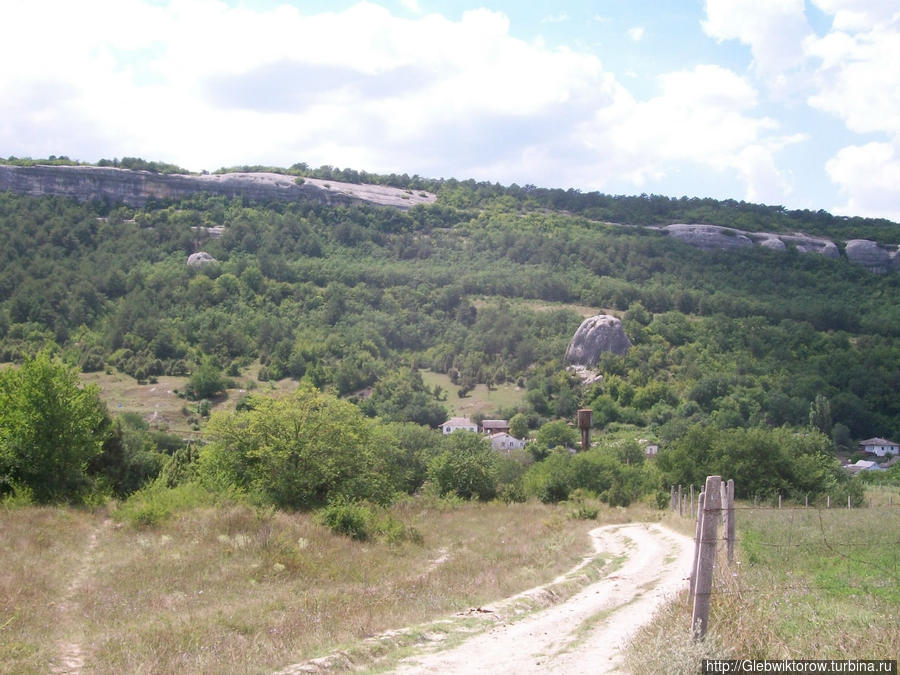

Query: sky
[2,0,899,221]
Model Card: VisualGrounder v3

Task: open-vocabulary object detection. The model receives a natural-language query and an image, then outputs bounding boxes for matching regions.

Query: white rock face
[187,251,217,266]
[759,237,786,250]
[565,315,632,367]
[663,224,753,250]
[844,239,899,271]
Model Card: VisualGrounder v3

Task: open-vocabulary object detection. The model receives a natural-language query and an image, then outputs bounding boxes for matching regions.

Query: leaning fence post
[726,479,735,564]
[692,475,722,640]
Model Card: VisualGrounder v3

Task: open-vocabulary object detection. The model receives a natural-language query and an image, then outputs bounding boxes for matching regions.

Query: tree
[536,420,578,452]
[427,432,498,500]
[809,394,832,436]
[185,357,227,401]
[200,388,401,509]
[0,351,107,502]
[509,413,529,440]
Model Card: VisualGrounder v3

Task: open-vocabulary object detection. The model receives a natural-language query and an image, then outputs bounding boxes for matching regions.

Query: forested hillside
[1,162,899,508]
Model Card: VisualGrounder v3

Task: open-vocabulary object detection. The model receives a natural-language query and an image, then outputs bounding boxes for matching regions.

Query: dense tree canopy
[0,162,898,506]
[0,352,107,502]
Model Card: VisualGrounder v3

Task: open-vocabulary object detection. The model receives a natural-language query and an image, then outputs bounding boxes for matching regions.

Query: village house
[480,419,510,435]
[859,437,900,457]
[490,432,527,452]
[440,417,479,434]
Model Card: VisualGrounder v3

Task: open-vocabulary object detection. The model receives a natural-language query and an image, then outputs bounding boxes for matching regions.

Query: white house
[490,432,526,452]
[859,437,900,457]
[440,417,478,434]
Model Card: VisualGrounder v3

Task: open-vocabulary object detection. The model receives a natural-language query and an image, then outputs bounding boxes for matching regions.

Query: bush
[316,497,373,540]
[115,481,218,528]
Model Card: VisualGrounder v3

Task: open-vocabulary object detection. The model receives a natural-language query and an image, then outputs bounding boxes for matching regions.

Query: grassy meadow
[1,496,622,674]
[625,494,900,672]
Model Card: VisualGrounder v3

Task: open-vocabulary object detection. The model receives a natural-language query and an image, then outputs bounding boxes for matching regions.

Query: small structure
[440,417,478,435]
[859,437,900,457]
[845,459,884,474]
[490,432,526,452]
[577,408,593,452]
[644,443,659,458]
[480,419,510,434]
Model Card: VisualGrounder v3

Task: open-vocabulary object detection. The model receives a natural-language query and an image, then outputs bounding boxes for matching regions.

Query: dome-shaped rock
[565,315,632,367]
[845,239,893,271]
[187,251,217,266]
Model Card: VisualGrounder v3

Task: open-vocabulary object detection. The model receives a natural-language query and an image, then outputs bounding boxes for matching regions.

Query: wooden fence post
[689,491,705,603]
[778,494,782,509]
[827,495,831,509]
[848,495,851,509]
[678,484,684,517]
[692,475,721,640]
[690,485,695,517]
[720,481,727,523]
[725,479,735,564]
[671,485,676,511]
[805,493,808,508]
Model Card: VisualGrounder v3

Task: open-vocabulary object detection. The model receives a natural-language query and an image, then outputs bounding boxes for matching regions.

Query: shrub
[316,497,373,540]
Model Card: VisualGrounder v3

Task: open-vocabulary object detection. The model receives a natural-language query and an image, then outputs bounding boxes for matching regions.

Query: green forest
[2,160,899,514]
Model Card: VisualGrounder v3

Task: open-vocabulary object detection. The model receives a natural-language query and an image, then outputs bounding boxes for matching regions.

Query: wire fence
[675,477,900,640]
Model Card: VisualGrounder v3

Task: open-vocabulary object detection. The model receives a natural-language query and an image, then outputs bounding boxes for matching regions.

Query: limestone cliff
[0,164,435,209]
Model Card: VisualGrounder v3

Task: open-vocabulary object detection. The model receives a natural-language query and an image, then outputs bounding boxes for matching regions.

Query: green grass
[420,370,525,417]
[625,498,900,669]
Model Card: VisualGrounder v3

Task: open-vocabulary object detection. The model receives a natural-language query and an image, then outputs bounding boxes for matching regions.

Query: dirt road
[390,523,693,674]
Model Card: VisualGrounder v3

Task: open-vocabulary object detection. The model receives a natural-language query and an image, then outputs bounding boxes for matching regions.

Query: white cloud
[805,12,900,135]
[399,0,422,14]
[703,0,812,86]
[627,26,645,42]
[825,141,900,219]
[579,65,801,203]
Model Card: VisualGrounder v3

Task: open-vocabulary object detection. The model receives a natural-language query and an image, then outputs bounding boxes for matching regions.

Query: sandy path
[51,520,108,674]
[390,523,694,675]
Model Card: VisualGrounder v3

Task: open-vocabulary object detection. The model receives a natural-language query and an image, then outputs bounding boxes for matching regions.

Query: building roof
[846,460,882,472]
[441,417,475,427]
[860,437,899,447]
[481,419,509,429]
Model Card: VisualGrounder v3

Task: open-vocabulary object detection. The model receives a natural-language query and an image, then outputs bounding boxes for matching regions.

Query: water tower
[577,408,593,452]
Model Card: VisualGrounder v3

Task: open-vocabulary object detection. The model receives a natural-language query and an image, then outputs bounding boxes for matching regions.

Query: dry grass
[1,498,608,674]
[625,499,900,669]
[79,367,298,438]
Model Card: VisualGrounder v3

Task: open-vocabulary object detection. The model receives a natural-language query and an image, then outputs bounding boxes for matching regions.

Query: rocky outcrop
[187,252,217,267]
[845,239,900,272]
[0,164,435,210]
[662,224,753,250]
[657,223,900,268]
[565,315,632,367]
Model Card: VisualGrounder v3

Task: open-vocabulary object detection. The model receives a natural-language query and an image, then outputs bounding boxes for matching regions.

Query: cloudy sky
[2,0,899,220]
